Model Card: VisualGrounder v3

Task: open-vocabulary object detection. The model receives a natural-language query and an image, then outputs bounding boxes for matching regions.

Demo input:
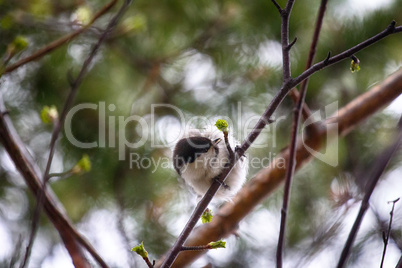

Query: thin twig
[336,117,402,268]
[288,88,315,126]
[19,1,133,267]
[302,0,328,79]
[291,0,328,124]
[380,198,400,268]
[3,0,118,75]
[275,0,298,266]
[161,130,236,267]
[160,22,402,267]
[8,235,23,268]
[280,0,296,82]
[43,0,130,182]
[143,257,155,268]
[276,1,328,266]
[159,69,402,267]
[161,169,234,267]
[19,121,58,268]
[294,21,401,87]
[276,106,297,268]
[0,96,91,267]
[237,22,402,158]
[271,0,283,13]
[181,245,213,251]
[287,37,298,50]
[397,256,402,268]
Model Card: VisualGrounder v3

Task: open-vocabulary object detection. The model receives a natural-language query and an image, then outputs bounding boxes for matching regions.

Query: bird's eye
[203,147,209,153]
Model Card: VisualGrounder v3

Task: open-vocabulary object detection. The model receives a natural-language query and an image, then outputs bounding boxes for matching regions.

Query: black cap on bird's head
[173,136,221,174]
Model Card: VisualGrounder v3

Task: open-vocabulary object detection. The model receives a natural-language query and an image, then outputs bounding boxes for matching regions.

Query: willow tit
[173,129,248,200]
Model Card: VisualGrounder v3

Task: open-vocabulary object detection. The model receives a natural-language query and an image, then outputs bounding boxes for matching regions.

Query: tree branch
[159,19,402,266]
[276,1,328,266]
[157,68,402,267]
[2,0,118,75]
[289,0,328,124]
[294,21,402,87]
[279,0,296,82]
[336,117,402,268]
[43,0,131,182]
[380,198,400,268]
[160,129,236,267]
[237,22,402,159]
[1,1,132,267]
[0,98,92,267]
[271,0,283,13]
[396,256,402,268]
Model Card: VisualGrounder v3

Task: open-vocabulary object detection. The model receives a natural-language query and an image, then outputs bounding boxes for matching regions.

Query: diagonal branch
[157,68,402,267]
[294,21,402,87]
[276,1,328,266]
[159,20,402,267]
[28,0,132,266]
[271,0,283,13]
[336,118,402,268]
[397,255,402,268]
[2,0,118,75]
[42,0,132,183]
[237,22,402,158]
[380,198,400,268]
[0,97,92,267]
[279,0,296,82]
[160,152,237,267]
[288,0,328,124]
[0,1,133,267]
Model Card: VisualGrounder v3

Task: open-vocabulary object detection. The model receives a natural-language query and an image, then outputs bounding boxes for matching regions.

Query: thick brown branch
[160,68,402,267]
[0,99,92,268]
[0,1,133,267]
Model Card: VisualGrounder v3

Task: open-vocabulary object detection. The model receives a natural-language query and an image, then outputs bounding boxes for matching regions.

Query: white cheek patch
[173,126,249,201]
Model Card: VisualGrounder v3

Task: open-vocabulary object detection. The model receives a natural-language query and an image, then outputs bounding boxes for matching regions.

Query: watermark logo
[302,101,338,167]
[63,101,339,167]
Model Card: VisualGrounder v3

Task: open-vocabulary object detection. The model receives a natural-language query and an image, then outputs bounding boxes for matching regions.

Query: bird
[173,129,248,200]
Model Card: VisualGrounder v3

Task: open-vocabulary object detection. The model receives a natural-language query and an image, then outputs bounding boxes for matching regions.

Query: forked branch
[380,198,400,268]
[276,0,328,266]
[163,67,402,268]
[159,18,402,267]
[0,1,133,267]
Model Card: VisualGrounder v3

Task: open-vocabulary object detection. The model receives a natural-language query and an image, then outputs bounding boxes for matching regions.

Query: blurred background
[0,0,402,267]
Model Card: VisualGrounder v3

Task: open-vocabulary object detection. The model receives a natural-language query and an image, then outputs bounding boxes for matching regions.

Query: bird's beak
[213,138,222,146]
